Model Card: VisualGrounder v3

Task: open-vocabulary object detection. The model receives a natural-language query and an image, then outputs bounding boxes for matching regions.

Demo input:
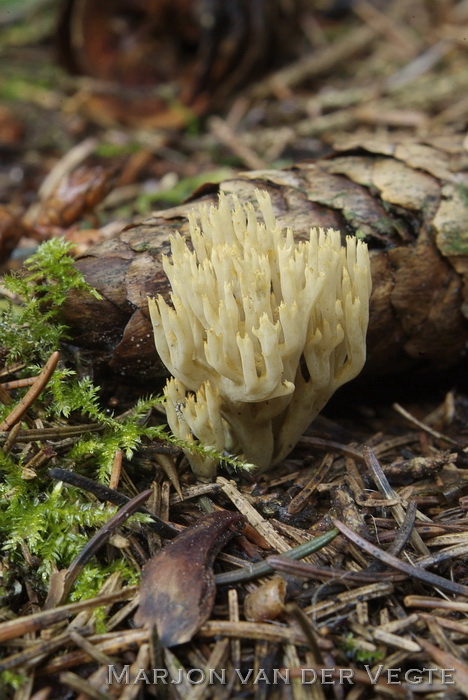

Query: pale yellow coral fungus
[149,190,371,476]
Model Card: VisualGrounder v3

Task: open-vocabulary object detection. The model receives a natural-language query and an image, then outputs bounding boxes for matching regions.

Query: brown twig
[60,672,113,700]
[363,446,430,556]
[0,587,138,644]
[0,383,12,404]
[0,350,60,431]
[333,519,468,597]
[296,435,366,461]
[393,402,461,447]
[208,116,267,170]
[108,449,123,491]
[267,556,406,584]
[1,376,38,390]
[288,452,335,515]
[251,25,376,98]
[0,423,104,443]
[49,467,179,539]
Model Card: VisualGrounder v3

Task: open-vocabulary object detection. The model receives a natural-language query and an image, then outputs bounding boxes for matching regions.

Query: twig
[0,630,73,673]
[1,376,38,390]
[48,467,179,540]
[405,597,468,612]
[198,620,330,649]
[352,0,417,56]
[0,383,12,404]
[285,603,324,661]
[108,449,123,491]
[415,542,468,569]
[266,557,406,584]
[366,499,417,573]
[0,351,60,431]
[209,116,267,170]
[297,435,365,461]
[217,476,290,553]
[68,629,116,667]
[37,137,98,200]
[60,671,113,700]
[251,25,376,98]
[288,452,335,515]
[44,490,153,608]
[363,446,430,555]
[0,423,104,443]
[0,587,138,644]
[393,402,461,446]
[333,519,468,597]
[385,40,454,92]
[37,629,149,676]
[304,582,393,619]
[214,529,338,585]
[2,423,21,453]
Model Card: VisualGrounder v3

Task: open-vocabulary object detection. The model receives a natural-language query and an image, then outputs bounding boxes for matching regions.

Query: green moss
[135,168,233,213]
[0,671,27,693]
[94,141,142,158]
[1,238,102,363]
[0,240,156,598]
[342,633,384,664]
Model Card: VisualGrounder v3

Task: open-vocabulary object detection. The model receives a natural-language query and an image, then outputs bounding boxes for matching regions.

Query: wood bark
[62,134,468,381]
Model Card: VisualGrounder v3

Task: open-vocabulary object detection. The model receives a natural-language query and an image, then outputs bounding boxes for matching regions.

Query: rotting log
[62,134,468,380]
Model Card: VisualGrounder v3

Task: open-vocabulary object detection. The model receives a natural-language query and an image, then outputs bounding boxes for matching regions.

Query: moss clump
[1,237,102,363]
[0,240,159,594]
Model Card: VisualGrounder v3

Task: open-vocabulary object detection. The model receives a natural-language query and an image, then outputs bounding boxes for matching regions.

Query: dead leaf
[30,164,117,231]
[134,510,245,647]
